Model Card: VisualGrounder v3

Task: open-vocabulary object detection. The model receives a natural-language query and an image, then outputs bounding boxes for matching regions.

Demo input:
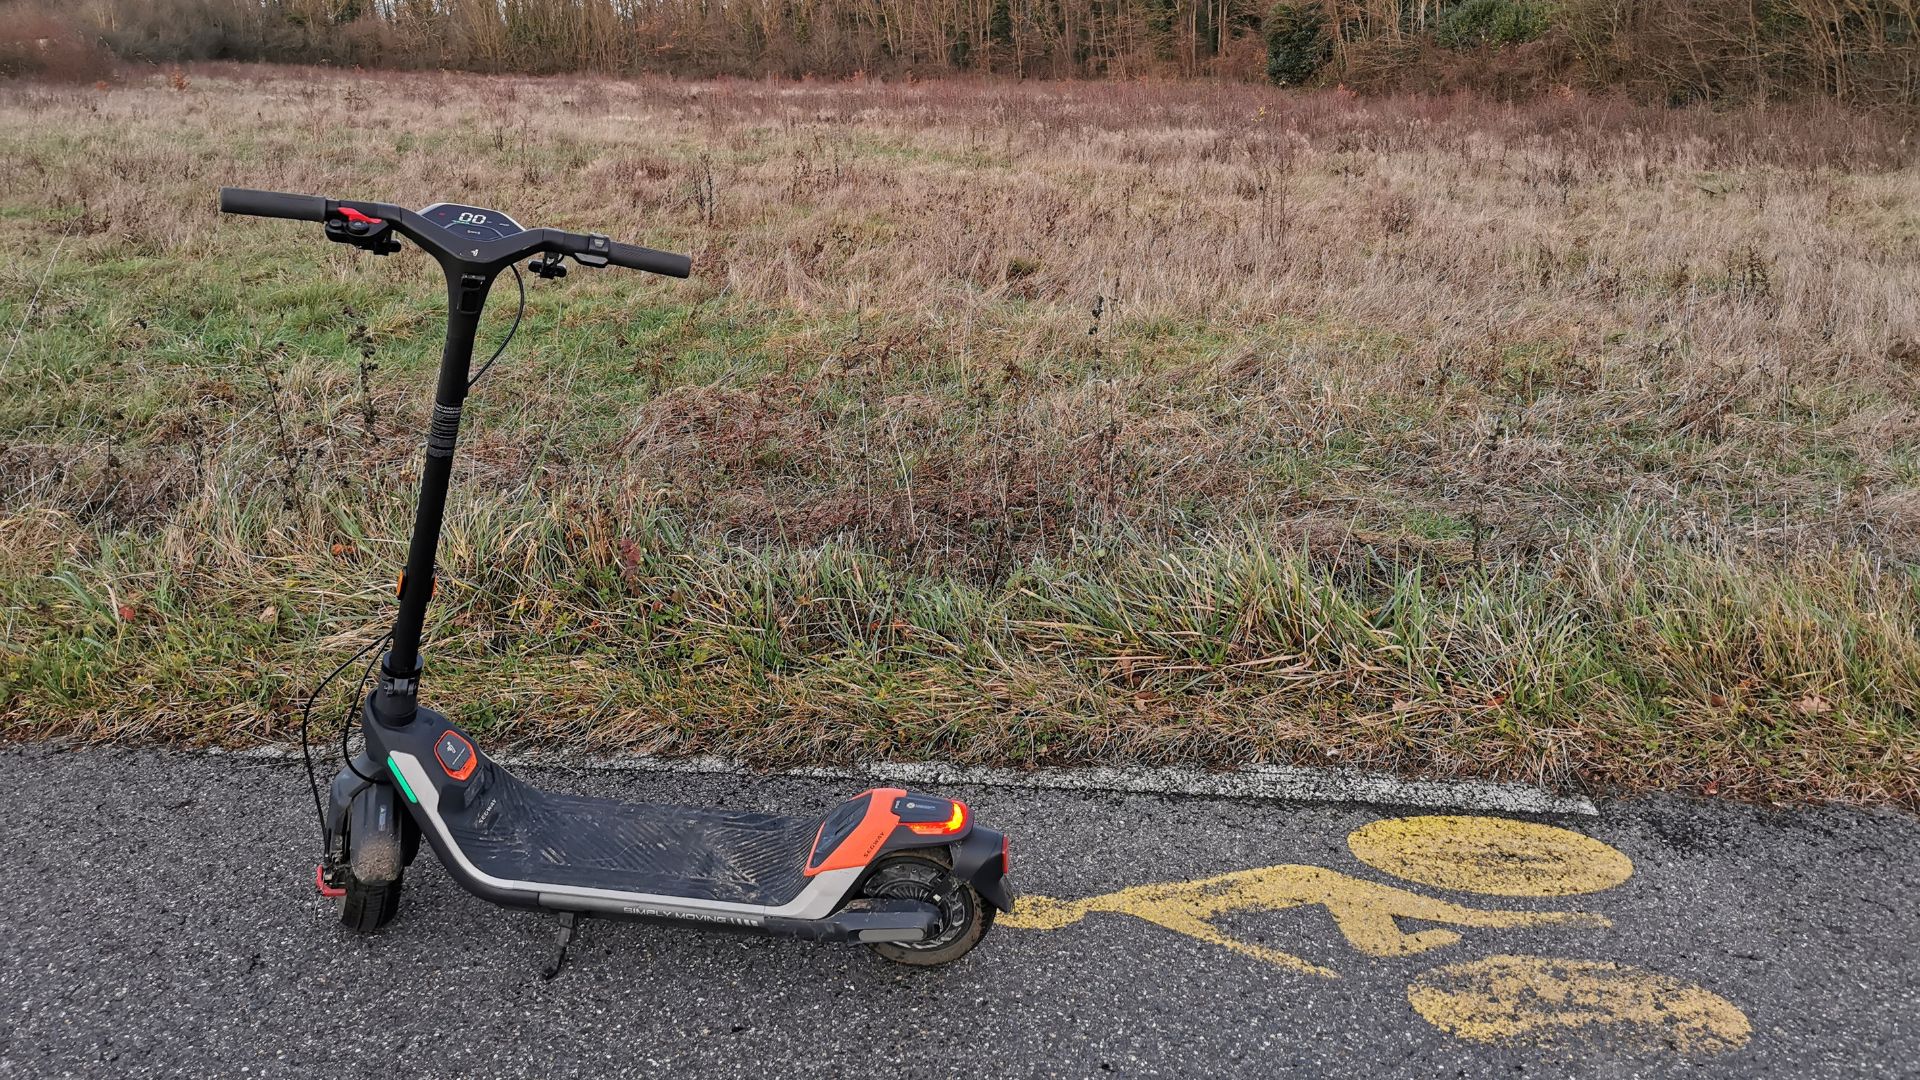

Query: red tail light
[906,800,967,836]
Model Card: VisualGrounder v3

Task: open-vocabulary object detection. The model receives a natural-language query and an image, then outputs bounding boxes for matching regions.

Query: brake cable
[297,630,391,843]
[467,261,525,390]
[338,641,389,783]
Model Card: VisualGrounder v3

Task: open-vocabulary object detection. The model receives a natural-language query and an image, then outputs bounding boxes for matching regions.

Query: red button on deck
[435,731,477,781]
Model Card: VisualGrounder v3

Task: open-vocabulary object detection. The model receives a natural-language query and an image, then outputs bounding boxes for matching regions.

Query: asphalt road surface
[2,744,1914,1078]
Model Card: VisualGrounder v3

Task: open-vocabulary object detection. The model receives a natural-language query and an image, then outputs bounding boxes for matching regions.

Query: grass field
[2,65,1917,804]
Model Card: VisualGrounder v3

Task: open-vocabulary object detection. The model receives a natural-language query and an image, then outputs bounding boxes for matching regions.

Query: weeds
[0,67,1917,804]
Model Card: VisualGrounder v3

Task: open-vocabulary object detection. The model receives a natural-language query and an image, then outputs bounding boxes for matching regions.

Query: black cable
[340,641,388,782]
[467,261,525,389]
[298,631,391,844]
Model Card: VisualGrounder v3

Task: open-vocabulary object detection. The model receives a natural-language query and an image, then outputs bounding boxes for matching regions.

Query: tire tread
[340,872,402,933]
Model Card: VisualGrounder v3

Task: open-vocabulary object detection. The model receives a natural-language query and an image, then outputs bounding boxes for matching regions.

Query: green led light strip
[388,755,419,804]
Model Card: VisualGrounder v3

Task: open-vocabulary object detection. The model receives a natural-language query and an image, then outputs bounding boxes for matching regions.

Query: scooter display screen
[420,203,525,243]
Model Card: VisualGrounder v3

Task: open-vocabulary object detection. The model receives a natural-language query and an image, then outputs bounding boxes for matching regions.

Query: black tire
[340,871,403,933]
[860,850,992,967]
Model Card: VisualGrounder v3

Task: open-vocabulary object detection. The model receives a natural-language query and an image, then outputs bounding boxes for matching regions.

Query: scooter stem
[374,268,494,725]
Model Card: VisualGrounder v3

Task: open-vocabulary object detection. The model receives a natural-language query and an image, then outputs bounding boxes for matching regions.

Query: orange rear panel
[804,787,905,875]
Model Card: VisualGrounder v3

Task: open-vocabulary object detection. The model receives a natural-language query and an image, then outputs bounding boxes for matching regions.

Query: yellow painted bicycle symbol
[1002,815,1750,1054]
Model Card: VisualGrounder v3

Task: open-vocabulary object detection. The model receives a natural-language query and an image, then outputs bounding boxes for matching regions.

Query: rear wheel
[340,871,403,933]
[860,850,991,966]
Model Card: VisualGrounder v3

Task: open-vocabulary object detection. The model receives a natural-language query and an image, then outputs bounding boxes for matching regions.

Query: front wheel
[860,850,992,966]
[340,871,403,933]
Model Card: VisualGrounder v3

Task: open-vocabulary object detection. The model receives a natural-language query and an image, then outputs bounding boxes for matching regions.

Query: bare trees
[1557,0,1920,104]
[35,0,1920,103]
[72,0,1274,78]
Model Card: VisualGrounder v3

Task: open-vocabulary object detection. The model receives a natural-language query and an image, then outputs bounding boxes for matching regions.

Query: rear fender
[949,826,1014,912]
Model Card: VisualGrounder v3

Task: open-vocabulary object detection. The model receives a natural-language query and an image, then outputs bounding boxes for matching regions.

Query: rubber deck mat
[441,766,821,905]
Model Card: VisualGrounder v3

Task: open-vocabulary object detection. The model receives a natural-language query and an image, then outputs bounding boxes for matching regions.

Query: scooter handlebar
[603,239,692,278]
[218,187,691,278]
[219,187,328,222]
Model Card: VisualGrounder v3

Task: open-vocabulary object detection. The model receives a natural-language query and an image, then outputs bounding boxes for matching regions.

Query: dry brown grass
[0,5,114,83]
[1,66,1917,804]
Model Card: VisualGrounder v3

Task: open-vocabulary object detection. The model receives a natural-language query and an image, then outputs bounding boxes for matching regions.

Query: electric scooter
[218,187,1013,975]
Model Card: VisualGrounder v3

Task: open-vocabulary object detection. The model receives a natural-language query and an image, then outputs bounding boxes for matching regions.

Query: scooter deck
[442,766,820,906]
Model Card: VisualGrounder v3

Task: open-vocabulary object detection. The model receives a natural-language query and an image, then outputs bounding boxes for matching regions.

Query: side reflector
[906,801,967,836]
[396,571,435,599]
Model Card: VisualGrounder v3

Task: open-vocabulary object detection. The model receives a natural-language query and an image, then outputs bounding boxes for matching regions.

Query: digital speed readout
[420,203,526,243]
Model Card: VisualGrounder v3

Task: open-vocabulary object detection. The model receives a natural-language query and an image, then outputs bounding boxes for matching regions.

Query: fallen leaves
[1793,694,1833,717]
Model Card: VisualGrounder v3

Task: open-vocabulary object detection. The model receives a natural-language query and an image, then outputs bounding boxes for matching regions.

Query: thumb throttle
[567,232,690,278]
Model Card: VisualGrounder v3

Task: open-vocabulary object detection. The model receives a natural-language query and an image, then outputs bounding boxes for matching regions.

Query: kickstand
[541,911,582,980]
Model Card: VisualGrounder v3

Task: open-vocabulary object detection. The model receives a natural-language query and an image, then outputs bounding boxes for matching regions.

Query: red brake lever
[337,207,383,226]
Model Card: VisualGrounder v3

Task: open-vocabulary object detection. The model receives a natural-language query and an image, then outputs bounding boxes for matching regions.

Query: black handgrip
[219,187,328,222]
[605,240,692,278]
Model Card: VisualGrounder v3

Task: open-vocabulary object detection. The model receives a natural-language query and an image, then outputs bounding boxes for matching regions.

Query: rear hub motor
[859,852,990,966]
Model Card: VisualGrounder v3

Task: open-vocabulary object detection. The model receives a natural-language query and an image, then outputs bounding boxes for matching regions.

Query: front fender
[326,759,407,885]
[950,826,1014,913]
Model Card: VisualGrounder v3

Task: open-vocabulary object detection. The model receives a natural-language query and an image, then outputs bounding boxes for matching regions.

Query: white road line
[223,744,1597,816]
